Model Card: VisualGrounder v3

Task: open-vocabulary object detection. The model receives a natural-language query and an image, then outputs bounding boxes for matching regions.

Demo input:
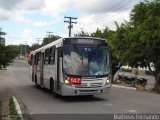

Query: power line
[94,0,129,20]
[94,0,137,22]
[64,16,77,37]
[77,0,138,26]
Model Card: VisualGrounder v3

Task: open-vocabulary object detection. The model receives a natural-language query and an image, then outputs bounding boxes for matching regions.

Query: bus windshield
[63,46,110,76]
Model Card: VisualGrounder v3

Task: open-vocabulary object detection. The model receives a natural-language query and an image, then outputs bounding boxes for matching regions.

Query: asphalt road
[1,59,160,120]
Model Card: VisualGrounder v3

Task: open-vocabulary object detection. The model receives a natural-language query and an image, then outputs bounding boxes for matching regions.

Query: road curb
[112,84,137,90]
[12,96,23,120]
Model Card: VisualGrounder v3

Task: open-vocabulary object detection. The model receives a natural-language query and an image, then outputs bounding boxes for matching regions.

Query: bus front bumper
[61,84,111,96]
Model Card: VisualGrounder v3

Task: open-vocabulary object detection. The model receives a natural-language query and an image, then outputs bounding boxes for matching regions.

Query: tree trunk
[111,67,116,83]
[154,70,160,93]
[111,64,121,83]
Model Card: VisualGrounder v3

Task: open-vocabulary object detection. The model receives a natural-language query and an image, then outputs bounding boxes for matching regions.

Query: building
[0,37,5,45]
[0,28,6,46]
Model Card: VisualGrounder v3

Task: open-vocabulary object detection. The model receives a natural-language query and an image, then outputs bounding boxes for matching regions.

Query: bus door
[55,47,62,91]
[40,52,44,86]
[37,53,41,85]
[30,54,34,82]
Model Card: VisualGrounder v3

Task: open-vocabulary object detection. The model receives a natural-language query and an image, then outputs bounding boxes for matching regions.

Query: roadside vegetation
[0,29,19,70]
[0,45,19,70]
[9,97,20,120]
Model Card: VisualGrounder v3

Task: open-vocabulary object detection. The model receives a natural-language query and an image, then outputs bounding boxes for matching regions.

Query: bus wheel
[50,80,60,98]
[50,80,54,93]
[35,75,40,89]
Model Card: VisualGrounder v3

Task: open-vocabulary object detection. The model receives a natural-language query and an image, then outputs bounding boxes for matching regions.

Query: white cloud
[0,8,11,20]
[1,0,142,45]
[33,21,48,27]
[72,10,131,36]
[72,0,137,14]
[71,0,139,35]
[42,0,72,17]
[20,29,34,45]
[8,29,34,45]
[18,0,44,11]
[0,0,22,10]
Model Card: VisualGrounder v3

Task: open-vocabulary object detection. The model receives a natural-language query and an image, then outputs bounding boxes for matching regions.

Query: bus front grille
[79,90,98,92]
[76,82,103,88]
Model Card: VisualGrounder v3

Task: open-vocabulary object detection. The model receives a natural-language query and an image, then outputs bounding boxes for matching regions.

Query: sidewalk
[0,70,11,116]
[0,68,30,120]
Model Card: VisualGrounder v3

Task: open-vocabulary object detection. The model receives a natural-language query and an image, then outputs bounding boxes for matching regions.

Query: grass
[9,97,20,120]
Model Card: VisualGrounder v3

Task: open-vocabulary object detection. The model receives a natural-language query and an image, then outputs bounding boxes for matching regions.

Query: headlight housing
[105,75,112,85]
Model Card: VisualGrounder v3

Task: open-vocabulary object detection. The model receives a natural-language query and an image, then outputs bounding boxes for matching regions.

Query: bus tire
[32,73,34,82]
[50,79,60,98]
[35,75,40,89]
[50,79,53,93]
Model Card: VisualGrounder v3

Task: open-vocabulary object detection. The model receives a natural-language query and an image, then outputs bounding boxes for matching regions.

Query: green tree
[0,45,18,69]
[41,35,61,46]
[131,0,160,92]
[29,43,40,51]
[110,0,160,92]
[74,29,90,37]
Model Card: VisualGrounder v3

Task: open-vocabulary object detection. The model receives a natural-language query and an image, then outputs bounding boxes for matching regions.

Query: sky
[0,0,142,46]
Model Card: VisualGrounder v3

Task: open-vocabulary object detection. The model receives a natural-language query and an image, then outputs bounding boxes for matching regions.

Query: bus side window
[35,54,38,65]
[29,55,33,66]
[45,49,49,65]
[58,47,63,57]
[38,52,41,64]
[49,46,55,65]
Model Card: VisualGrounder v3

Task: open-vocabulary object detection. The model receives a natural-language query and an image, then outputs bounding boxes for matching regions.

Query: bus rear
[61,38,111,96]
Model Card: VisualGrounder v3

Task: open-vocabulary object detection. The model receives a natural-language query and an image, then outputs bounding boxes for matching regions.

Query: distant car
[19,55,25,60]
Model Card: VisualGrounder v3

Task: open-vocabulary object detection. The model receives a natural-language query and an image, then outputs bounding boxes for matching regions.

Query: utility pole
[20,44,22,55]
[24,41,27,58]
[36,38,41,45]
[64,16,77,37]
[46,31,53,43]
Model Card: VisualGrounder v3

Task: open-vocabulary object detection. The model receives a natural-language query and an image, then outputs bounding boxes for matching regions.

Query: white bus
[29,37,111,97]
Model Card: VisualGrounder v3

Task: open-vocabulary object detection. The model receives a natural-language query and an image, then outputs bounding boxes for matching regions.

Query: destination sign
[63,38,107,46]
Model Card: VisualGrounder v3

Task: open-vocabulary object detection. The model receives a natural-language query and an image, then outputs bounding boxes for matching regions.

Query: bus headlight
[64,79,69,84]
[106,80,110,83]
[105,80,110,85]
[105,75,112,85]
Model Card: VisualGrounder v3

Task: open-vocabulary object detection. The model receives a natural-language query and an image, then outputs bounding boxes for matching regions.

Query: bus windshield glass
[63,46,110,76]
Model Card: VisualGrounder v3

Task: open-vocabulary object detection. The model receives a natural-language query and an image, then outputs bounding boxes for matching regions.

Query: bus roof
[31,37,107,55]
